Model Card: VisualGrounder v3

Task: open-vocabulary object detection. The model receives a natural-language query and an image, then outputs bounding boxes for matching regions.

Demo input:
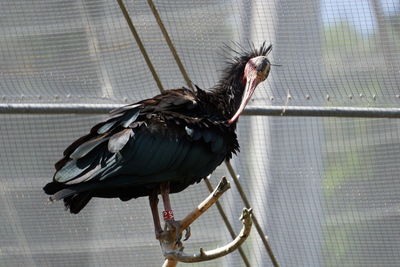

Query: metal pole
[0,103,119,114]
[245,105,400,118]
[2,103,400,118]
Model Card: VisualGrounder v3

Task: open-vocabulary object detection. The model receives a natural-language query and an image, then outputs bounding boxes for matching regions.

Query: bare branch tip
[215,176,230,193]
[240,208,253,221]
[199,247,205,256]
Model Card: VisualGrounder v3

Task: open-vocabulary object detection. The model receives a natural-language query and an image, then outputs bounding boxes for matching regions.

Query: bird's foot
[155,228,164,240]
[182,223,191,241]
[158,219,191,256]
[170,220,191,242]
[162,220,190,242]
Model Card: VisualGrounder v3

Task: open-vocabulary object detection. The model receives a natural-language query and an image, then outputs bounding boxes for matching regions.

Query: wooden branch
[161,259,178,267]
[161,177,244,266]
[179,176,230,231]
[165,208,252,263]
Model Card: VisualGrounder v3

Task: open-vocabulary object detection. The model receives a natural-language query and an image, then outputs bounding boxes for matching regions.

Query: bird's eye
[256,58,270,72]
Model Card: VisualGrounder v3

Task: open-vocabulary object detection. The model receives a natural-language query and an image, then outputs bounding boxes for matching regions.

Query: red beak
[228,76,260,124]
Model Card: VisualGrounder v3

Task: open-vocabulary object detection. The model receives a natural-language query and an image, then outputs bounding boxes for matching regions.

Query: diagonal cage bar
[204,178,251,267]
[225,160,280,267]
[116,0,165,92]
[146,0,193,90]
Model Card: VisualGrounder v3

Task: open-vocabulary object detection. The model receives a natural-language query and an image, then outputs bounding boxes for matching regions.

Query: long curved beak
[228,76,260,124]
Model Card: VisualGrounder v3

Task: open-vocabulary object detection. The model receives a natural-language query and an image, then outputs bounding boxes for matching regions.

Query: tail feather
[43,181,92,214]
[43,181,66,195]
[64,192,92,214]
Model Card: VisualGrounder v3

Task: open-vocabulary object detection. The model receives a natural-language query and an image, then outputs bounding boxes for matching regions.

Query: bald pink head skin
[228,56,271,124]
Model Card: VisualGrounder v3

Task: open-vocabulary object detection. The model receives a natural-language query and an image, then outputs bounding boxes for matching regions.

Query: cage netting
[1,0,399,266]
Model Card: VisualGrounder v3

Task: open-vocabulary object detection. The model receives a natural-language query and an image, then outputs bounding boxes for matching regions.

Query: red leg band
[163,210,174,221]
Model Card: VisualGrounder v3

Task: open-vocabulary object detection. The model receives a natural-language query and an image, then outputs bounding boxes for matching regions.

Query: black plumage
[43,43,272,218]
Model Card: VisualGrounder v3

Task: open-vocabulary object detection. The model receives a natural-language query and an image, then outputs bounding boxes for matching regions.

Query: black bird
[43,43,272,238]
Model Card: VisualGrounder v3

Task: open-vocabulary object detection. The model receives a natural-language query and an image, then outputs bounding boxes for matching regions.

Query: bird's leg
[160,182,191,242]
[160,182,174,221]
[149,189,163,239]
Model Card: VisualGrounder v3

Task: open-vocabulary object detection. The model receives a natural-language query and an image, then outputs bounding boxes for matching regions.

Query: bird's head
[228,54,271,123]
[217,42,272,124]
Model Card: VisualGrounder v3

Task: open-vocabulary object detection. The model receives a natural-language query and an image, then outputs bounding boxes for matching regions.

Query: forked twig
[160,177,230,266]
[165,208,252,263]
[160,177,252,265]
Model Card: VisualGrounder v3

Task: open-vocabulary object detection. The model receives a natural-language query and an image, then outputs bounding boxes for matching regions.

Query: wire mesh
[1,0,399,266]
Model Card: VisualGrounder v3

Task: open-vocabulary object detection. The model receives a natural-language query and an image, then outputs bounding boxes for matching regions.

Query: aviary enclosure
[1,0,399,266]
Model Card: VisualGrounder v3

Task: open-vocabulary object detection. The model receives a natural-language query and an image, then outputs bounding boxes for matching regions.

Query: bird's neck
[209,75,246,121]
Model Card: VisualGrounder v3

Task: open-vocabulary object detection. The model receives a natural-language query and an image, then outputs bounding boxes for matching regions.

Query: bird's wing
[53,102,142,184]
[53,89,228,186]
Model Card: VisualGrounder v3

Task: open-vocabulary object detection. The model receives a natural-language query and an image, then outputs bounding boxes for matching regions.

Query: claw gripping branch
[159,177,253,265]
